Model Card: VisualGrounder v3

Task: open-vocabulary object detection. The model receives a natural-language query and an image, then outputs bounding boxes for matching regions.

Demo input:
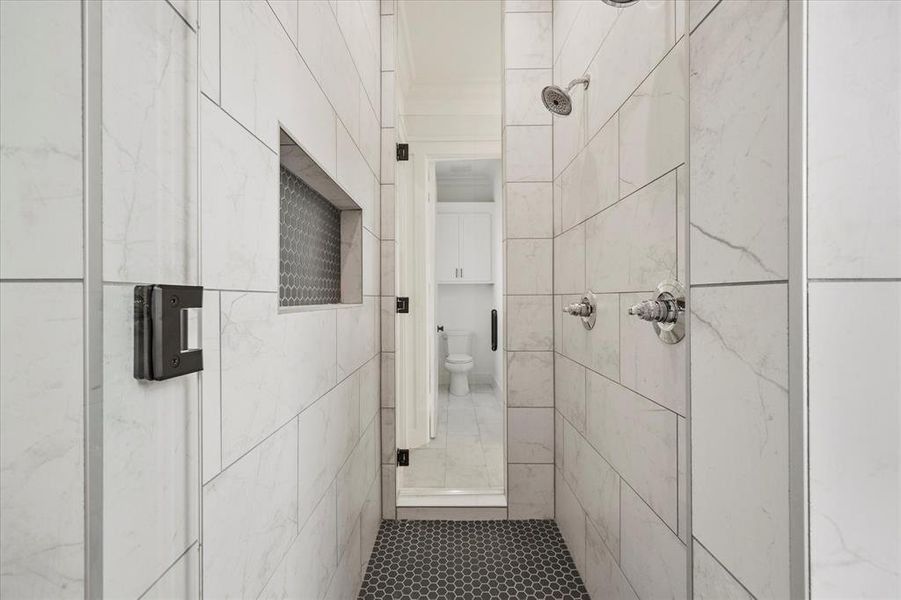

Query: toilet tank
[445,330,471,356]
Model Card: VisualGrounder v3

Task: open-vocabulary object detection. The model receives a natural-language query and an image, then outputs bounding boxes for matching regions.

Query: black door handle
[491,309,497,352]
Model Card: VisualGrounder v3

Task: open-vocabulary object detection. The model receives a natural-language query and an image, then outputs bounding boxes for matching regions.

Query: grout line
[691,280,789,289]
[693,537,759,599]
[0,277,83,283]
[689,0,722,37]
[163,0,196,32]
[136,541,198,600]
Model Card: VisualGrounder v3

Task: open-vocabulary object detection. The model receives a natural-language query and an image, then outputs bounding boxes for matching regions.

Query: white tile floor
[405,384,504,491]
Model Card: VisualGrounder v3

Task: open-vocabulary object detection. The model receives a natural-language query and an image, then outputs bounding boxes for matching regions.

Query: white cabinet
[436,212,492,283]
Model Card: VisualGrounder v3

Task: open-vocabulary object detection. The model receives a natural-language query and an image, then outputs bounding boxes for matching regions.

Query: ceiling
[436,159,501,203]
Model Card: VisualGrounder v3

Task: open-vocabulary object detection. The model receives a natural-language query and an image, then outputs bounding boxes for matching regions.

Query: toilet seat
[446,353,472,365]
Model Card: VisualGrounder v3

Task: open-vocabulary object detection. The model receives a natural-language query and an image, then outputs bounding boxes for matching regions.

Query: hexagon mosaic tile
[359,520,590,600]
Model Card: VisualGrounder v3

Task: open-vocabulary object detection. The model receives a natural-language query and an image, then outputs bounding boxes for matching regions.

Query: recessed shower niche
[279,129,362,308]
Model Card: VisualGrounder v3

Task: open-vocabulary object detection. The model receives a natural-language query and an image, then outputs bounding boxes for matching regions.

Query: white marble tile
[363,229,380,296]
[0,282,83,598]
[506,295,553,351]
[556,293,619,380]
[505,0,551,11]
[202,290,222,484]
[102,285,198,599]
[560,115,618,229]
[381,352,395,407]
[554,223,585,295]
[555,469,587,574]
[337,422,377,558]
[380,14,395,72]
[809,281,901,599]
[380,297,395,352]
[585,520,638,600]
[676,163,687,282]
[341,210,365,304]
[619,40,686,198]
[222,0,336,165]
[259,484,337,600]
[203,421,298,600]
[675,0,687,40]
[554,411,564,470]
[337,1,379,117]
[691,283,789,599]
[381,128,395,184]
[555,353,586,434]
[336,296,379,379]
[298,373,360,530]
[677,416,688,544]
[505,12,552,69]
[619,292,686,416]
[380,0,394,15]
[359,356,381,433]
[586,171,677,293]
[506,239,552,294]
[200,0,219,99]
[380,185,395,240]
[269,0,298,44]
[808,0,901,279]
[358,88,381,180]
[382,467,396,519]
[553,1,618,84]
[585,0,675,139]
[507,352,554,408]
[586,371,678,531]
[505,126,553,182]
[380,241,394,296]
[551,0,582,65]
[220,292,337,463]
[360,472,381,573]
[201,98,279,291]
[0,1,83,279]
[380,409,396,465]
[552,83,590,181]
[692,539,753,600]
[337,123,377,228]
[508,464,554,519]
[508,408,554,463]
[381,71,395,128]
[563,420,620,558]
[620,484,687,600]
[168,0,198,27]
[689,0,787,284]
[102,0,198,284]
[506,183,553,238]
[688,0,719,33]
[141,544,199,600]
[505,69,552,126]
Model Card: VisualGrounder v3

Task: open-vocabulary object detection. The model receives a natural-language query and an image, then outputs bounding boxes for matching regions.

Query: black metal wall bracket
[134,284,203,381]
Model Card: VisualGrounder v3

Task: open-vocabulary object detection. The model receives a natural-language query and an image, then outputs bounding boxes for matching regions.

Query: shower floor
[403,384,504,492]
[358,520,589,600]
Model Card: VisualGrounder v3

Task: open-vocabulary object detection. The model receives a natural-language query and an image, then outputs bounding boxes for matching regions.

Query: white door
[436,213,460,282]
[460,213,492,282]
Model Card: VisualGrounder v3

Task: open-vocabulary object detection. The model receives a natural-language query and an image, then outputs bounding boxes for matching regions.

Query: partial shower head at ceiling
[601,0,641,6]
[541,75,590,116]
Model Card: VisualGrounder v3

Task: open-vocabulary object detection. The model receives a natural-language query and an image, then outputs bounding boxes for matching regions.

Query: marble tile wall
[551,0,688,597]
[0,2,85,597]
[689,1,791,598]
[504,0,555,520]
[807,2,901,598]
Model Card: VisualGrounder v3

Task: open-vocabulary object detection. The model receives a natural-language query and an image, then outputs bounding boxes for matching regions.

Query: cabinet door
[436,213,460,282]
[460,213,492,282]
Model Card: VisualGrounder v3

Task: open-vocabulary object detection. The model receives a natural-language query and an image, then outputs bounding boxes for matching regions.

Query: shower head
[601,0,640,6]
[541,76,590,116]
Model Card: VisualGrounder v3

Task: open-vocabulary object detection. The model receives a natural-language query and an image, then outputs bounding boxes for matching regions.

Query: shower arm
[564,76,590,93]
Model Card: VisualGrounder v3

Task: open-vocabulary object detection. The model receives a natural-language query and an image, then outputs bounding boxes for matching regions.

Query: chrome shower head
[541,76,590,117]
[601,0,640,6]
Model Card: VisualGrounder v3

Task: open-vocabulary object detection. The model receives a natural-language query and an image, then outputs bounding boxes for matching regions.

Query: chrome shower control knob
[628,297,680,324]
[563,301,592,317]
[628,281,686,344]
[562,292,597,330]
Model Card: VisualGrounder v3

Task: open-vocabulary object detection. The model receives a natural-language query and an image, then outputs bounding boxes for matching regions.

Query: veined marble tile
[360,472,381,574]
[506,183,553,239]
[380,409,395,465]
[555,469,587,574]
[691,283,789,599]
[381,71,395,128]
[222,0,336,167]
[692,539,753,600]
[298,372,360,530]
[337,123,377,230]
[507,239,553,295]
[619,292,687,416]
[381,352,395,407]
[689,0,787,284]
[506,295,553,351]
[554,223,586,295]
[268,0,298,44]
[555,353,586,434]
[585,519,638,600]
[337,0,379,116]
[556,293,619,381]
[555,412,564,470]
[508,464,554,519]
[507,352,553,408]
[562,419,620,558]
[586,371,678,531]
[326,517,362,600]
[619,39,686,198]
[202,290,222,484]
[552,82,590,181]
[809,281,901,598]
[551,0,581,65]
[168,0,198,27]
[505,126,553,182]
[220,292,337,464]
[259,484,337,600]
[380,297,395,352]
[0,1,83,279]
[382,467,396,519]
[688,0,719,33]
[200,0,219,100]
[381,128,395,184]
[360,355,381,433]
[201,97,279,292]
[553,1,618,85]
[505,12,552,69]
[808,1,901,279]
[141,544,199,600]
[505,0,551,11]
[363,230,380,297]
[203,421,298,599]
[102,0,198,284]
[358,89,381,185]
[0,282,83,598]
[336,296,379,379]
[381,0,394,15]
[677,416,688,544]
[337,421,378,560]
[508,408,554,463]
[380,241,394,297]
[558,115,618,228]
[586,171,677,294]
[505,69,552,126]
[620,484,687,600]
[102,285,198,599]
[380,14,395,72]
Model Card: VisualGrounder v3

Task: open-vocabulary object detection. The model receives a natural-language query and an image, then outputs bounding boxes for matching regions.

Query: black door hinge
[396,143,409,161]
[397,448,410,466]
[134,284,204,381]
[396,296,409,313]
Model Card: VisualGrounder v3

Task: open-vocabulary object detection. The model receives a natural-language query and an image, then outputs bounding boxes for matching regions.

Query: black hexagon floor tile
[358,520,590,600]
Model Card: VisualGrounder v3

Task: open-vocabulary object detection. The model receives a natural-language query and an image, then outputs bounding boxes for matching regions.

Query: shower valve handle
[626,281,686,345]
[562,300,593,318]
[627,297,681,324]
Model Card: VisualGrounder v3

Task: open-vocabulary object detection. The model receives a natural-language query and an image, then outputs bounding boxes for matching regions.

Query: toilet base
[449,372,470,396]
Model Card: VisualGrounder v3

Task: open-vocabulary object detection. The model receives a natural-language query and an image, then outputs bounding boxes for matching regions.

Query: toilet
[444,330,474,396]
